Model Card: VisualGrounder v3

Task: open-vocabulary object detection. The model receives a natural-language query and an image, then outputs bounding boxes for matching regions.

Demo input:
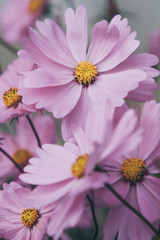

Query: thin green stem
[0,147,23,173]
[105,183,160,238]
[107,0,119,20]
[26,115,42,148]
[87,194,99,240]
[0,37,18,55]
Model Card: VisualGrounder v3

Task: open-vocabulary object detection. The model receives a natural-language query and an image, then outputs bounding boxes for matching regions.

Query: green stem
[26,115,42,148]
[0,147,23,173]
[87,195,99,240]
[105,183,160,238]
[0,37,18,55]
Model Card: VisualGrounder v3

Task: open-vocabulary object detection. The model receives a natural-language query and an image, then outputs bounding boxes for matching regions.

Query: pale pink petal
[12,227,30,240]
[47,194,85,238]
[20,81,82,118]
[94,179,129,207]
[29,180,74,205]
[127,79,158,102]
[23,67,74,88]
[97,30,139,71]
[29,27,76,68]
[22,38,66,72]
[137,101,160,160]
[36,19,77,67]
[87,21,119,64]
[62,88,91,141]
[96,70,146,100]
[65,5,88,62]
[136,177,160,222]
[101,109,142,160]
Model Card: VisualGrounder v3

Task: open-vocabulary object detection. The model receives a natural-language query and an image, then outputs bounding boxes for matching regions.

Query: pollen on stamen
[74,61,98,86]
[21,208,40,228]
[3,88,22,108]
[13,149,32,167]
[28,0,43,12]
[71,154,88,178]
[121,157,146,183]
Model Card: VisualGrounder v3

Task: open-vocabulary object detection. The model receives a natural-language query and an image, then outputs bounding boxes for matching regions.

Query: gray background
[0,0,160,70]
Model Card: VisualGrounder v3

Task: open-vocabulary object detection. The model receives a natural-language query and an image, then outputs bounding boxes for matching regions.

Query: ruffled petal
[87,21,119,64]
[65,5,88,62]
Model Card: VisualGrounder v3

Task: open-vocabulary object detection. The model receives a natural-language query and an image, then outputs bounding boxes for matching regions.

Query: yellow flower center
[71,154,88,178]
[21,208,40,228]
[28,0,43,12]
[13,149,32,167]
[74,61,98,86]
[121,157,146,183]
[3,88,22,108]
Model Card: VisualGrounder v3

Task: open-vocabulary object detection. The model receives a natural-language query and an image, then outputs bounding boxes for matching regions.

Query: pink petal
[12,227,30,240]
[62,88,91,141]
[29,27,76,68]
[138,101,160,160]
[97,31,139,72]
[36,19,77,67]
[23,67,74,88]
[96,69,146,98]
[87,21,119,64]
[47,194,85,238]
[136,178,160,222]
[127,79,158,102]
[94,179,129,207]
[65,5,88,62]
[45,81,82,118]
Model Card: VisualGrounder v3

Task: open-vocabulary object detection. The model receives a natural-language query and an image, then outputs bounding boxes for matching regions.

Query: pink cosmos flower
[0,57,37,123]
[0,0,47,43]
[0,182,56,240]
[0,114,56,183]
[148,29,160,60]
[19,101,142,207]
[18,5,159,140]
[93,101,160,239]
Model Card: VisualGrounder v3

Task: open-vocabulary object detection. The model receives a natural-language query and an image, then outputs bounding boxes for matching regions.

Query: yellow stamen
[21,208,40,228]
[75,61,98,86]
[28,0,43,12]
[13,149,32,167]
[121,157,146,183]
[3,88,22,108]
[72,154,88,178]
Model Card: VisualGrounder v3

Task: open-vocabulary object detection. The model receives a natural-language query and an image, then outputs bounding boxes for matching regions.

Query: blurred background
[0,0,160,70]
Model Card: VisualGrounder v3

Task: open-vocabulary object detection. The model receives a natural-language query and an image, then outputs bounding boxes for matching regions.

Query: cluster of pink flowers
[0,4,160,240]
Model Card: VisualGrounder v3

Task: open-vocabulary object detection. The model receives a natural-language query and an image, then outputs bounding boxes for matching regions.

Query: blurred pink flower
[0,57,37,123]
[18,5,159,140]
[0,114,57,183]
[148,29,160,60]
[0,0,47,43]
[0,182,55,240]
[93,101,160,239]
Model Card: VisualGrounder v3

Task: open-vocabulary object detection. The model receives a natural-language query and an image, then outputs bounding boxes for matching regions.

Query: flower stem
[105,183,160,238]
[87,194,99,240]
[107,0,119,20]
[0,147,23,173]
[26,115,42,148]
[0,37,18,55]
